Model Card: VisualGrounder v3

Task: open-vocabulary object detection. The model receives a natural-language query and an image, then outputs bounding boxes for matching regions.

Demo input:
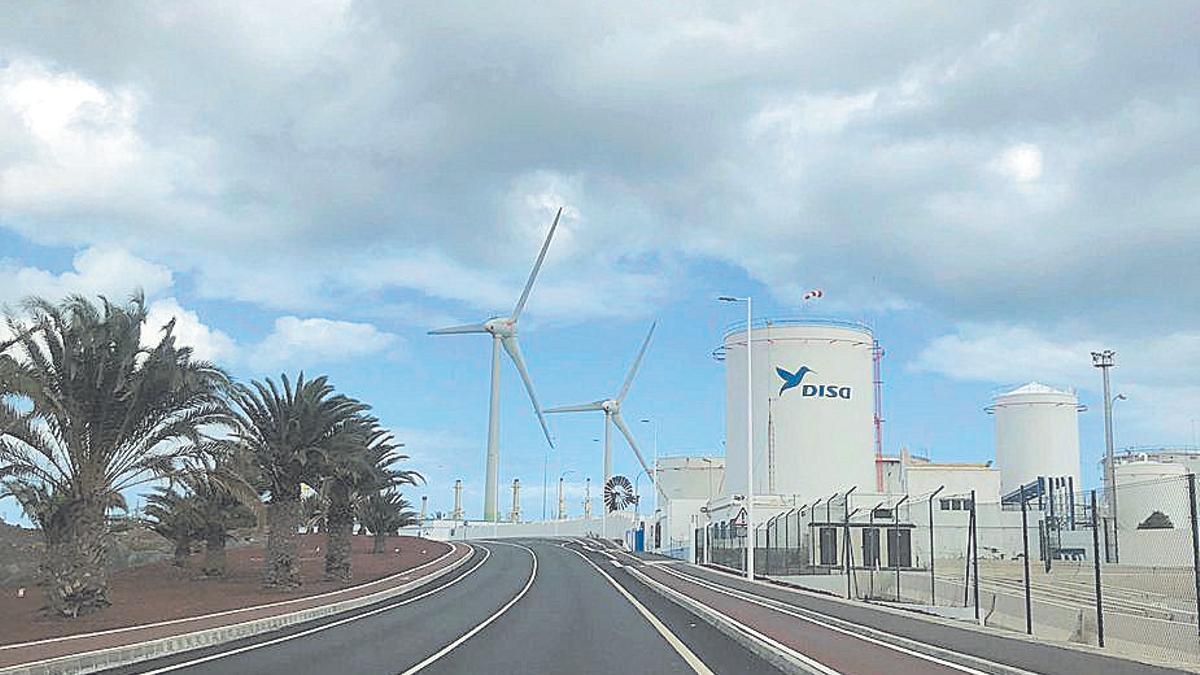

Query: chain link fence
[695,474,1200,668]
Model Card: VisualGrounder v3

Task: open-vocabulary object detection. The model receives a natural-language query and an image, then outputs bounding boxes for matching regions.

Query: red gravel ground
[0,534,450,645]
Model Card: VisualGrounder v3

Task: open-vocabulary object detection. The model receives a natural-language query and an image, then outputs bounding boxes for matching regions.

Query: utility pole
[1092,349,1118,561]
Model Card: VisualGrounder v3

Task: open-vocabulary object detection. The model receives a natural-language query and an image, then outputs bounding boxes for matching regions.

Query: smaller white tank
[991,382,1081,495]
[1114,459,1188,531]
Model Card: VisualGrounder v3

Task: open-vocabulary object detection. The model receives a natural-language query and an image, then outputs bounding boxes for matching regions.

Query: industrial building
[646,317,1092,571]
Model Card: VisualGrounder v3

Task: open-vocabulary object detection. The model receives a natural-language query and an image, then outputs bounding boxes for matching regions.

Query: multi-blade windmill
[428,207,561,522]
[547,322,660,508]
[604,475,638,513]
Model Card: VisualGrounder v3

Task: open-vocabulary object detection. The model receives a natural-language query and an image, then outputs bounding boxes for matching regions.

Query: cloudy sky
[1,2,1197,522]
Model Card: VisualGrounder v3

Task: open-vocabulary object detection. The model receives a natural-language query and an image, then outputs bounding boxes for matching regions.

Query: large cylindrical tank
[1114,459,1188,531]
[991,382,1081,495]
[723,319,876,500]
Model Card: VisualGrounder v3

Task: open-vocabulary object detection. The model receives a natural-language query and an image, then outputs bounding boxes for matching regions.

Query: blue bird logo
[776,366,814,396]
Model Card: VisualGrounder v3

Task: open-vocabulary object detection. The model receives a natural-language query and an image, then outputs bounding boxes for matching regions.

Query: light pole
[1092,349,1118,559]
[719,295,754,579]
[641,418,661,547]
[634,468,647,521]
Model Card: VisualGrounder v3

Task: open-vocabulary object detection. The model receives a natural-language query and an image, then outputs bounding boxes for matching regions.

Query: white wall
[906,465,1001,503]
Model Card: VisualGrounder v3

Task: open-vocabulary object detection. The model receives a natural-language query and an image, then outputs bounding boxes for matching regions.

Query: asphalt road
[112,540,777,675]
[107,538,1188,675]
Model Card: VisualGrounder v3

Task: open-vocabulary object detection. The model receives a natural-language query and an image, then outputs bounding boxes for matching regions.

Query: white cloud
[992,143,1043,182]
[910,324,1096,387]
[144,297,237,363]
[0,246,173,306]
[912,323,1200,443]
[248,316,401,371]
[0,3,1195,334]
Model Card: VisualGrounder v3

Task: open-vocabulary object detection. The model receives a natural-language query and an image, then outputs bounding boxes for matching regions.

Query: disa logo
[775,366,852,400]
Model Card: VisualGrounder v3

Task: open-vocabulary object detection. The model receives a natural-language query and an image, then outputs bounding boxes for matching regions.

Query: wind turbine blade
[617,321,657,402]
[612,412,653,480]
[501,335,554,448]
[545,400,606,414]
[511,207,562,321]
[428,323,488,335]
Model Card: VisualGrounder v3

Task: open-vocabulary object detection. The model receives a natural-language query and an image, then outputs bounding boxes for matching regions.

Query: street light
[640,418,661,547]
[719,294,754,579]
[1092,349,1118,561]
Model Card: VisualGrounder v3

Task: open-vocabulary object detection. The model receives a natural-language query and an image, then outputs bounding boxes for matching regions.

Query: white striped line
[625,564,839,675]
[138,545,488,675]
[399,542,537,675]
[564,544,714,675]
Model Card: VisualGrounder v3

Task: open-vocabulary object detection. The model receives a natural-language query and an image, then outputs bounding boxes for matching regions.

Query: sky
[1,2,1198,523]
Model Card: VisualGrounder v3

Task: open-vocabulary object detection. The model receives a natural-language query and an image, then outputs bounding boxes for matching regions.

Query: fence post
[894,495,908,602]
[1090,489,1105,648]
[1188,473,1200,638]
[971,489,980,623]
[844,507,852,599]
[963,513,972,608]
[1021,484,1032,635]
[929,486,944,606]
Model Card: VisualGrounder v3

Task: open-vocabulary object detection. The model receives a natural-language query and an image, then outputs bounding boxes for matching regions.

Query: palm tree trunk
[372,533,387,554]
[264,490,302,588]
[173,538,191,567]
[202,531,227,577]
[324,483,353,582]
[41,498,110,617]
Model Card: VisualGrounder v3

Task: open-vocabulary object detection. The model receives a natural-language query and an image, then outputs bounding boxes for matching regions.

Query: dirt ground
[0,534,450,645]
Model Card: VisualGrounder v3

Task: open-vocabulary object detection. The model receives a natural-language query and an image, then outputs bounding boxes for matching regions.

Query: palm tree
[358,489,418,554]
[144,487,198,568]
[0,294,230,617]
[321,418,421,581]
[229,374,368,588]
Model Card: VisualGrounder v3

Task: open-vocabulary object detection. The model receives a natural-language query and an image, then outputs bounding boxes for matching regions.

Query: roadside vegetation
[0,292,423,618]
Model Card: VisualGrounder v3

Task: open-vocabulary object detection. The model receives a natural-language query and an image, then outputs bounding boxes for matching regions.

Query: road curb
[1,543,474,675]
[625,566,820,675]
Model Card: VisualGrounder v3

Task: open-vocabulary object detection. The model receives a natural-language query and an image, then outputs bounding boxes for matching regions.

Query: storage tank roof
[998,381,1073,397]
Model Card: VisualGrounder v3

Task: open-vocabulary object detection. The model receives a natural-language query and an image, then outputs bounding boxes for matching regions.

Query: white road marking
[138,544,489,675]
[660,566,1010,675]
[0,542,464,652]
[626,565,841,675]
[565,544,715,675]
[399,541,538,675]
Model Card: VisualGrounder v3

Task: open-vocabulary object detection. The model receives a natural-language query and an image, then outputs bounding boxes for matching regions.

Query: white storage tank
[990,382,1082,495]
[723,318,876,500]
[1114,459,1189,531]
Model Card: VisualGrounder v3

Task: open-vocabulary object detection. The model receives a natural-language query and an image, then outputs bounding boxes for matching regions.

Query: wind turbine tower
[429,208,562,521]
[548,322,661,499]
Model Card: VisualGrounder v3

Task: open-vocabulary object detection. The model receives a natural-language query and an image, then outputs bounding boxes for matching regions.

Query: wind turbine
[547,322,660,512]
[428,207,561,522]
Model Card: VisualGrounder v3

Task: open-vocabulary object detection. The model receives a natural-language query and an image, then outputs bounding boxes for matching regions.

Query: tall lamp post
[719,295,754,580]
[640,418,660,546]
[1092,349,1118,561]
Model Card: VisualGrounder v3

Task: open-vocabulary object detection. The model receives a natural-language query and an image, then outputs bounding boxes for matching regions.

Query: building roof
[999,381,1073,397]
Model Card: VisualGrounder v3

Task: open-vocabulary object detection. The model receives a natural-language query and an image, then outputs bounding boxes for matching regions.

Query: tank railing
[721,316,873,339]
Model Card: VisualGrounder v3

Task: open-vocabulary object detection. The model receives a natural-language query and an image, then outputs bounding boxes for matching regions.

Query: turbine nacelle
[483,317,516,337]
[600,399,619,414]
